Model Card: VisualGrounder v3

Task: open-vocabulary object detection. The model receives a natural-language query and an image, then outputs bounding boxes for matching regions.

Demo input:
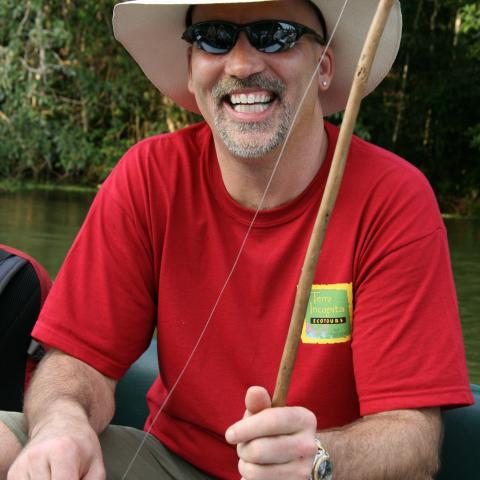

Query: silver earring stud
[322,80,328,87]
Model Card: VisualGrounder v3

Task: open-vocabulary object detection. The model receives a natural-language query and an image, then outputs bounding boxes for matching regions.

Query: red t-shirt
[34,121,473,479]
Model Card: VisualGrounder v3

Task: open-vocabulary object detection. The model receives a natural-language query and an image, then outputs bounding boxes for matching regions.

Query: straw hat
[113,0,402,117]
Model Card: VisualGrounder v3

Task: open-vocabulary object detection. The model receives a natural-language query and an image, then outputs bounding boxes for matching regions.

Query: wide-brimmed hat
[113,0,402,117]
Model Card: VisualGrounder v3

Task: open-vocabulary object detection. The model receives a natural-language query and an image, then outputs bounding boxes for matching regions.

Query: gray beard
[212,75,291,158]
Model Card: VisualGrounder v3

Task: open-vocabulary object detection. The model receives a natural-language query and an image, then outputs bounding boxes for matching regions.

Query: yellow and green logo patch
[301,283,353,344]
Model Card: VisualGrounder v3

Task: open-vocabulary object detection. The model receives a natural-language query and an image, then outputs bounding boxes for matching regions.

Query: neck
[214,121,328,210]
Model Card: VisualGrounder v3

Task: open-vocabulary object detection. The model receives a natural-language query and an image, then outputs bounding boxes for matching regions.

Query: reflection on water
[445,218,480,385]
[0,190,95,276]
[0,191,479,383]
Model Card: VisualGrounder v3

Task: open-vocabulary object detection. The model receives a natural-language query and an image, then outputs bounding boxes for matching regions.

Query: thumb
[244,386,272,418]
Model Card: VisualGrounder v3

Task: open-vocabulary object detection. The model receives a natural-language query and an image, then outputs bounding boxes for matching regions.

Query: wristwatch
[311,438,333,480]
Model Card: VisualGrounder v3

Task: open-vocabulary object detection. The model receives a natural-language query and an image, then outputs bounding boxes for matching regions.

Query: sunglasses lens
[183,21,304,54]
[249,22,299,53]
[186,23,236,54]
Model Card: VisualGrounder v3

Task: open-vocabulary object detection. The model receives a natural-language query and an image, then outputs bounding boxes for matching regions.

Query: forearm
[24,349,116,436]
[319,408,443,480]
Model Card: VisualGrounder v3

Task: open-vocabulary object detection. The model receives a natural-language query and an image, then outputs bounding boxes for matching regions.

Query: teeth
[233,103,270,113]
[230,93,272,105]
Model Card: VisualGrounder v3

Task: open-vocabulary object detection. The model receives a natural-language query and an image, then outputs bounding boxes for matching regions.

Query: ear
[318,47,334,92]
[186,46,194,94]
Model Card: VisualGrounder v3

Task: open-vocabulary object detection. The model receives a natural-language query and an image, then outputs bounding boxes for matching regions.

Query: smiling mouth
[225,92,275,113]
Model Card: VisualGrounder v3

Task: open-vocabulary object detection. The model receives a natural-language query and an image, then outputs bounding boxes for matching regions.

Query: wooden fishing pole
[272,0,395,407]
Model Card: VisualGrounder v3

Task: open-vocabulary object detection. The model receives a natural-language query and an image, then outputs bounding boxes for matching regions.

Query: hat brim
[113,0,402,117]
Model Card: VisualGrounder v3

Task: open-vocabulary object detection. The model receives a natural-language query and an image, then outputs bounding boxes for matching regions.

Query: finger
[50,459,81,480]
[238,457,313,480]
[50,458,104,480]
[50,465,75,480]
[25,456,52,480]
[6,461,27,480]
[227,406,316,444]
[245,386,271,416]
[82,457,106,480]
[231,386,272,439]
[237,431,317,465]
[47,445,86,480]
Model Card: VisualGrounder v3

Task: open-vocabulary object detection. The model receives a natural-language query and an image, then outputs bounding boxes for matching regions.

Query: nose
[223,33,266,79]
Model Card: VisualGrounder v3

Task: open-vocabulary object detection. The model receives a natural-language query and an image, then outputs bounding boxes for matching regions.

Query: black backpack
[0,246,51,411]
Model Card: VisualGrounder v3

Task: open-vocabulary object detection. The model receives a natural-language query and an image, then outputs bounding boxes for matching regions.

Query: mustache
[212,74,286,102]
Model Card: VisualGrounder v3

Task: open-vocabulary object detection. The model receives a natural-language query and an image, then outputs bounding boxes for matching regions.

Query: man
[0,1,473,479]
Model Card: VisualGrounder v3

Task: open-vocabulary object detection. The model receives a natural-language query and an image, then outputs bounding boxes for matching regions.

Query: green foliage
[459,3,480,34]
[0,0,177,183]
[0,0,479,214]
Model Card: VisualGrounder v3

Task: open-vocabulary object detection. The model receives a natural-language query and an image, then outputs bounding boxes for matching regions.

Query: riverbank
[2,179,478,218]
[0,179,98,195]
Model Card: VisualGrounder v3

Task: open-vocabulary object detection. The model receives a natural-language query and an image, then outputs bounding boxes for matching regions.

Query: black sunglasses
[182,20,326,55]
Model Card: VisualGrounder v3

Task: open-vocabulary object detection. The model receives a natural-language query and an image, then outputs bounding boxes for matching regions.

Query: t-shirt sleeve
[351,163,473,414]
[33,156,158,379]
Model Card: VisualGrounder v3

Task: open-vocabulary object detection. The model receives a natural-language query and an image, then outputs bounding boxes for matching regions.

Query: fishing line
[121,1,349,477]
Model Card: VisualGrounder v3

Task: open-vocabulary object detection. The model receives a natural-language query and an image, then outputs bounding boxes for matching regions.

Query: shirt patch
[301,283,353,344]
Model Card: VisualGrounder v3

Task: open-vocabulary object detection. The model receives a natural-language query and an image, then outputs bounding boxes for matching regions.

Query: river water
[0,189,479,384]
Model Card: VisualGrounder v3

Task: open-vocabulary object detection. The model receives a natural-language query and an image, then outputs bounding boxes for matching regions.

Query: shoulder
[120,121,212,169]
[352,136,427,188]
[326,122,440,216]
[101,121,212,194]
[325,122,427,184]
[324,122,444,248]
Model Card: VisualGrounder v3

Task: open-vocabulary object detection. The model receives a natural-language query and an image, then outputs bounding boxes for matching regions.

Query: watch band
[311,438,333,480]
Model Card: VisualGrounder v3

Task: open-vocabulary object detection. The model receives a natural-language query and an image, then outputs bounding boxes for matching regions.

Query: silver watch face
[312,440,333,480]
[318,458,333,479]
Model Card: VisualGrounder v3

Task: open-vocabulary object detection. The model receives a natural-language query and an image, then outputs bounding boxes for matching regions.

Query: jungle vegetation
[1,0,479,214]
